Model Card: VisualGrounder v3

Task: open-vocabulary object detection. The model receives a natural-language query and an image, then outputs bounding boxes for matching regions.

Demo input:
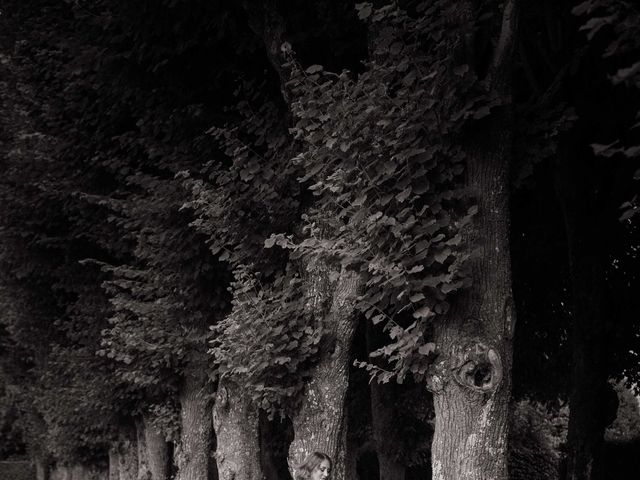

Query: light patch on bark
[433,460,444,480]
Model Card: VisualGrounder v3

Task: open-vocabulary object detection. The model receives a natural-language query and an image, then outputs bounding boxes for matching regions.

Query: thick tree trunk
[430,134,515,480]
[49,465,66,480]
[109,447,120,480]
[176,368,213,480]
[136,418,152,480]
[142,411,171,480]
[288,265,361,480]
[35,454,50,480]
[117,426,139,480]
[428,2,518,479]
[213,378,263,480]
[370,383,405,480]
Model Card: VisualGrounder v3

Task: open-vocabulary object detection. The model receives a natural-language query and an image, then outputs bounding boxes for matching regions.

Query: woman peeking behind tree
[295,452,332,480]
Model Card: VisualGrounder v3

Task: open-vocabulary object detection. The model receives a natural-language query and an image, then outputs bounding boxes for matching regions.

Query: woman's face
[310,459,331,480]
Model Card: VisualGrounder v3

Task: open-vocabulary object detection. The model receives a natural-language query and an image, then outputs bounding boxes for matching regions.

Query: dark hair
[295,451,332,480]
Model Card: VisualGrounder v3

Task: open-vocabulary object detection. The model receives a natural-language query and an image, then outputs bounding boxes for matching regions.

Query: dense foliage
[0,0,639,479]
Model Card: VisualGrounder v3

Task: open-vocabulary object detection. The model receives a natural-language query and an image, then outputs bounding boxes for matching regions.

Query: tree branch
[489,0,519,88]
[240,0,293,106]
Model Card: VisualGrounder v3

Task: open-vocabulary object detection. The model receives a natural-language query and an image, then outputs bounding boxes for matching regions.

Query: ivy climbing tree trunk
[288,264,361,480]
[429,3,518,480]
[176,367,213,480]
[236,15,362,478]
[212,378,263,480]
[142,411,170,480]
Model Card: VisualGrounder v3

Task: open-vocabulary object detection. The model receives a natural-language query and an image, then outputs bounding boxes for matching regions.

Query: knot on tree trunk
[453,341,503,393]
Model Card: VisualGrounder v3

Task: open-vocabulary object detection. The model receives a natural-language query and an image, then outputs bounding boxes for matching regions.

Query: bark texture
[176,368,213,480]
[35,454,50,480]
[109,447,119,480]
[136,418,151,480]
[430,3,518,479]
[118,426,139,480]
[431,139,515,480]
[288,264,362,480]
[142,411,171,480]
[213,378,264,480]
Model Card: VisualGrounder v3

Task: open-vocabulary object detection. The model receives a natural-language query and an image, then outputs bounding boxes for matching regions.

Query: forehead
[318,459,331,470]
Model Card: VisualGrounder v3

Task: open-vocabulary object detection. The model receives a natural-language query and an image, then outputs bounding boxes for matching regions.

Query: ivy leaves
[285,2,487,382]
[573,0,640,221]
[210,266,322,416]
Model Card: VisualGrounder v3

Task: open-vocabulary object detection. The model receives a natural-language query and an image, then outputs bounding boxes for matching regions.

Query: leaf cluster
[282,1,495,381]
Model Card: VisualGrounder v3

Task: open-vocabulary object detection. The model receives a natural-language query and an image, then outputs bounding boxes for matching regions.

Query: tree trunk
[212,378,263,480]
[109,447,120,480]
[176,367,213,480]
[142,411,171,480]
[430,135,515,480]
[429,2,518,479]
[49,465,67,480]
[288,265,361,480]
[118,426,139,480]
[35,454,50,480]
[370,383,405,480]
[136,418,152,480]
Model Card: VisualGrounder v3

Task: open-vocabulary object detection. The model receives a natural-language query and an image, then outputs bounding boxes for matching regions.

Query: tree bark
[428,2,518,479]
[176,367,213,480]
[430,133,515,480]
[117,425,139,480]
[109,447,120,480]
[288,265,362,480]
[213,378,264,480]
[49,465,66,480]
[35,454,50,480]
[142,411,171,480]
[136,418,152,480]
